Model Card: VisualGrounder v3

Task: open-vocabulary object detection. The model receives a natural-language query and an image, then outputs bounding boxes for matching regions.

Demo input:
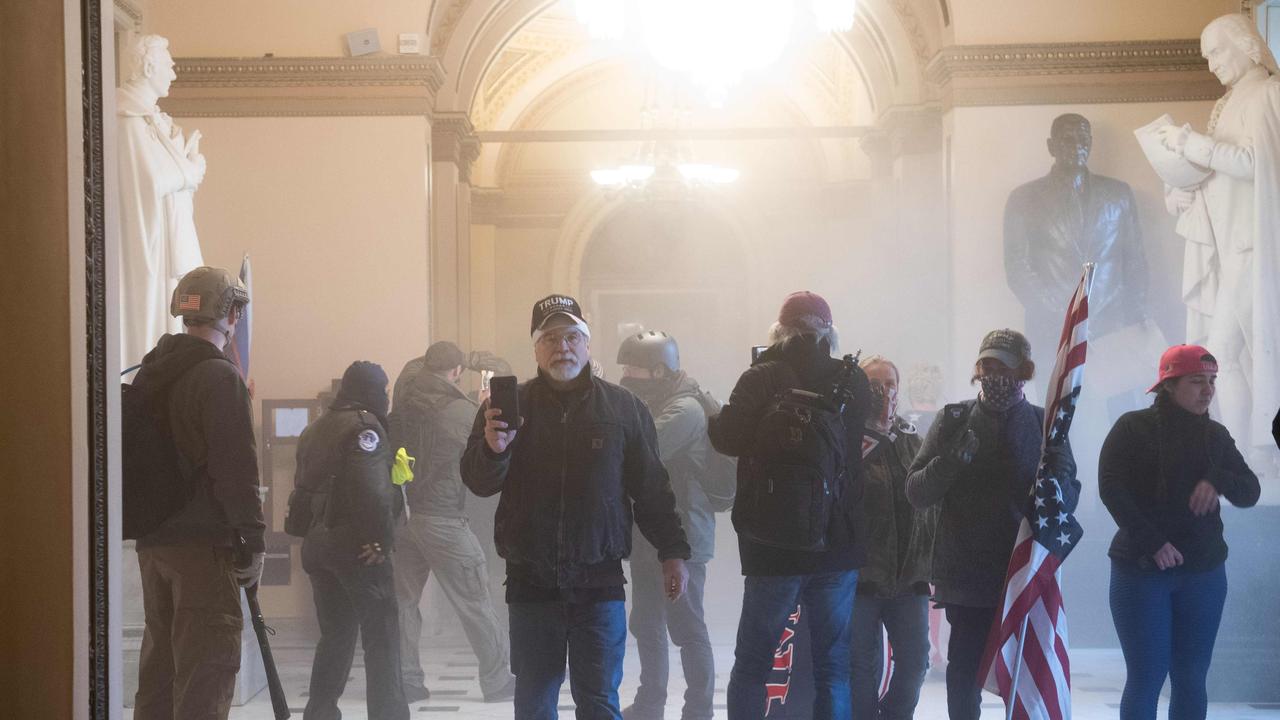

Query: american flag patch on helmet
[178,294,202,311]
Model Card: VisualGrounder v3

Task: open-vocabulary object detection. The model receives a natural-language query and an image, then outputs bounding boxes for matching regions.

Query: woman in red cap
[1099,344,1260,720]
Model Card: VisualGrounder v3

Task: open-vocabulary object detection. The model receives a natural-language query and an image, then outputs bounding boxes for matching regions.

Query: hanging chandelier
[574,0,858,105]
[590,140,739,197]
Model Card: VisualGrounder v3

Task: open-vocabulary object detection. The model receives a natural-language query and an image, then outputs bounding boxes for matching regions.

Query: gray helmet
[617,331,679,373]
[170,266,249,322]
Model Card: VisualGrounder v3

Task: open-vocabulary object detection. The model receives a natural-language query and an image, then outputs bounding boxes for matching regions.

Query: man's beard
[545,358,582,382]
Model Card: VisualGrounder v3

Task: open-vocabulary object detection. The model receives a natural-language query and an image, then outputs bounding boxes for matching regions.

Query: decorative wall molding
[432,111,481,182]
[113,0,142,28]
[160,56,447,117]
[926,39,1222,108]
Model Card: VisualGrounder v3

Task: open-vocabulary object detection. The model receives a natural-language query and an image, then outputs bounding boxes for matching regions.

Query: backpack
[121,356,225,540]
[733,362,853,552]
[690,390,737,512]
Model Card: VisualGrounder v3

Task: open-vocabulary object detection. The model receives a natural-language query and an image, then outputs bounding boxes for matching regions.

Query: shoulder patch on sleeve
[357,429,380,453]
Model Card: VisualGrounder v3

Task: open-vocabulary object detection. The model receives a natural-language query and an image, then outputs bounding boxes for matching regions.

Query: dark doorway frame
[81,0,111,716]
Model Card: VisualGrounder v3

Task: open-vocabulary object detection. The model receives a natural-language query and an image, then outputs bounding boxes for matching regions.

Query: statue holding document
[117,35,207,369]
[1137,13,1280,463]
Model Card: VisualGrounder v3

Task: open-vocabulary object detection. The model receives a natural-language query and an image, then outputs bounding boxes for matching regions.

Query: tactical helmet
[170,266,250,323]
[617,331,680,373]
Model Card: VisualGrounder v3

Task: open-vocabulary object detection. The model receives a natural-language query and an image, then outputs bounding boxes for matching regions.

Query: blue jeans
[509,600,626,720]
[727,570,858,720]
[1110,561,1228,720]
[850,593,930,720]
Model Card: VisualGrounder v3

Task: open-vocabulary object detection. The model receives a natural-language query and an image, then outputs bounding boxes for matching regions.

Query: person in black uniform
[296,361,408,720]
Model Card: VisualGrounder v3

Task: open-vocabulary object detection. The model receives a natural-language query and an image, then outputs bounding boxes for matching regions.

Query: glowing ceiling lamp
[591,150,738,193]
[574,0,625,40]
[573,0,858,103]
[640,0,794,106]
[812,0,859,33]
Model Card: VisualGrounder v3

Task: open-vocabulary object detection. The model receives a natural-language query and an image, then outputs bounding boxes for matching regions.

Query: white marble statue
[118,35,206,369]
[1156,13,1280,458]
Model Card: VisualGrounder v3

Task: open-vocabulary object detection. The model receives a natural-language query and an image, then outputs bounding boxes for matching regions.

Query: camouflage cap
[977,328,1031,368]
[170,266,250,322]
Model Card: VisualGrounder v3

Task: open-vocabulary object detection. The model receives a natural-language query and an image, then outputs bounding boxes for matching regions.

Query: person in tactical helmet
[296,361,409,720]
[132,266,265,720]
[617,331,718,720]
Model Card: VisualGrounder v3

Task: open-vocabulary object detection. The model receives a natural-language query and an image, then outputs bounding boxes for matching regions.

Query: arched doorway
[579,200,751,398]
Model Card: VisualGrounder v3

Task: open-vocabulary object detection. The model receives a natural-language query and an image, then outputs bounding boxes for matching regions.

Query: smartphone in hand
[489,375,519,426]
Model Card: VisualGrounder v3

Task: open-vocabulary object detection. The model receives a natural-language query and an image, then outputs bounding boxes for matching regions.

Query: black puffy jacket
[708,336,871,577]
[1099,401,1259,572]
[461,367,690,589]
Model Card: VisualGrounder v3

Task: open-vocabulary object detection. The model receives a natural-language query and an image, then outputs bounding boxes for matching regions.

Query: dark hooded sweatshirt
[135,333,265,553]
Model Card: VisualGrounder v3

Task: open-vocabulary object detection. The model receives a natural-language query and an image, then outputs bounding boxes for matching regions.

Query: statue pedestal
[1206,505,1280,702]
[122,544,268,707]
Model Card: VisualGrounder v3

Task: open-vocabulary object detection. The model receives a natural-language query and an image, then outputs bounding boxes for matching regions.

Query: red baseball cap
[1148,344,1218,392]
[778,291,833,329]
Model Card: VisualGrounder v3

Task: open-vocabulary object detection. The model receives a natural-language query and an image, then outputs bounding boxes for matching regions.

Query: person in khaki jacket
[132,266,265,720]
[389,341,515,703]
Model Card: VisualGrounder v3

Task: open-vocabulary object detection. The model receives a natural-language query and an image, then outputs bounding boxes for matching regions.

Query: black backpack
[121,356,225,540]
[690,390,737,512]
[733,359,859,552]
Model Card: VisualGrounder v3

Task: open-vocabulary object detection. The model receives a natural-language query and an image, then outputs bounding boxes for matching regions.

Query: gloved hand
[946,429,980,468]
[232,551,265,588]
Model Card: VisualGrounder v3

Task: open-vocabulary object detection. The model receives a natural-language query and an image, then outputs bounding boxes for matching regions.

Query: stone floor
[123,619,1280,720]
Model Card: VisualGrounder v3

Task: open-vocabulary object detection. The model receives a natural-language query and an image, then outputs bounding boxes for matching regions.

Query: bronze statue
[1004,114,1149,365]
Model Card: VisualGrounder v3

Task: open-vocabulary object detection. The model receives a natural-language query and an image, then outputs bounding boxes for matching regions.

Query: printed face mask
[978,374,1026,412]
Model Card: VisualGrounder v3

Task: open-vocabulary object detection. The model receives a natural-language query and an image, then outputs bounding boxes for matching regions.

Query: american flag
[978,263,1094,720]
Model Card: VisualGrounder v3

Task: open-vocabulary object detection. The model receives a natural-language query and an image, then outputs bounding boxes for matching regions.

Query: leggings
[1109,560,1227,720]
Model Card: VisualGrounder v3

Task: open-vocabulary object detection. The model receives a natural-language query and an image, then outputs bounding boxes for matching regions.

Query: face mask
[620,376,668,402]
[978,374,1025,412]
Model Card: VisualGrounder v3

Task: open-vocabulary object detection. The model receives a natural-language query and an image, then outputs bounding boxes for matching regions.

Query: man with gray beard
[462,294,690,719]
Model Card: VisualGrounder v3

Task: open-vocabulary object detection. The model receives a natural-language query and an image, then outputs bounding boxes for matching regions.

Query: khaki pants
[394,515,512,696]
[134,545,242,720]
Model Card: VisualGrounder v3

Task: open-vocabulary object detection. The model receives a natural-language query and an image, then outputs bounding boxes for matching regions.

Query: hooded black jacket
[707,336,871,577]
[134,333,265,553]
[460,367,690,589]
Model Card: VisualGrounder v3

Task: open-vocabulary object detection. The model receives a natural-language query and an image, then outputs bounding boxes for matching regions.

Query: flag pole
[1005,615,1030,720]
[1004,262,1095,720]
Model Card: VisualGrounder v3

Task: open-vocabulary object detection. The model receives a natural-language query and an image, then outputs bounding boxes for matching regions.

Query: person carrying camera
[905,329,1078,720]
[709,291,871,720]
[461,294,690,720]
[388,340,515,703]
